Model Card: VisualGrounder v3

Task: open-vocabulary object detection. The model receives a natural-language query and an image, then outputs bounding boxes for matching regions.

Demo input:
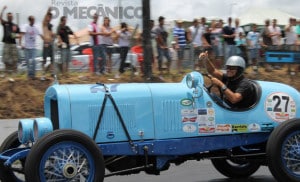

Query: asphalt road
[0,119,276,182]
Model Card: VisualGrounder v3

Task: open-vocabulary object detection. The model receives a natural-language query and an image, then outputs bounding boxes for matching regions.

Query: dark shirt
[262,27,272,46]
[222,75,255,109]
[204,32,211,45]
[1,21,20,44]
[57,25,74,48]
[222,26,235,45]
[155,25,168,47]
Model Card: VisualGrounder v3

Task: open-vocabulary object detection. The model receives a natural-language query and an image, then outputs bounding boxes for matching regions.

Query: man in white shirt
[88,13,105,75]
[284,18,298,72]
[268,19,282,70]
[20,16,43,79]
[187,18,209,70]
[246,24,261,71]
[285,18,297,48]
[268,19,282,47]
[234,18,245,40]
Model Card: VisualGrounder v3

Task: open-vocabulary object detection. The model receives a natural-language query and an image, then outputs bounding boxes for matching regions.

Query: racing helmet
[225,56,246,79]
[225,56,246,70]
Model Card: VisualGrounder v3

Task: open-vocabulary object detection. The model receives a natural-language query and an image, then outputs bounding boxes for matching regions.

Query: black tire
[0,131,26,182]
[267,119,300,182]
[24,129,105,182]
[211,158,260,178]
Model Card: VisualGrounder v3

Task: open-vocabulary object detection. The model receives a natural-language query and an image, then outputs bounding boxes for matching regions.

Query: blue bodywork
[42,72,300,155]
[1,71,300,175]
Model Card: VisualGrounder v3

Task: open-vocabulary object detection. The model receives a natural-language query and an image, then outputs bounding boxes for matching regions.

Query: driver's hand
[211,77,223,87]
[199,51,208,60]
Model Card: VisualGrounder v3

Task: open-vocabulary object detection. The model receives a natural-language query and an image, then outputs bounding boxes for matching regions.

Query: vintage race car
[0,71,300,182]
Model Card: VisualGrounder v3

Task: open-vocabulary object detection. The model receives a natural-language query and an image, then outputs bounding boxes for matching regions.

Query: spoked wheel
[267,119,300,182]
[211,158,260,178]
[0,131,27,182]
[24,129,105,182]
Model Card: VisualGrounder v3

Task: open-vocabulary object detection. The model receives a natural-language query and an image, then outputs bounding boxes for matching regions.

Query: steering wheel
[203,73,224,101]
[203,73,214,93]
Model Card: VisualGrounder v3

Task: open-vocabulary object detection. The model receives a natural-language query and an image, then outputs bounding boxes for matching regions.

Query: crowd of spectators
[1,5,300,82]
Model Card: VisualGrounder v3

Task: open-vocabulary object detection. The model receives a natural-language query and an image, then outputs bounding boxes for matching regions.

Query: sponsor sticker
[248,123,261,132]
[265,92,296,122]
[215,124,232,133]
[198,109,207,115]
[181,109,197,123]
[180,98,193,106]
[183,124,197,133]
[197,108,216,134]
[199,123,215,133]
[232,124,248,132]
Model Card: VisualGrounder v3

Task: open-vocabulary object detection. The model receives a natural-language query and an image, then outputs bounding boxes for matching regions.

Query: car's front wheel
[211,158,260,178]
[267,119,300,182]
[24,129,105,182]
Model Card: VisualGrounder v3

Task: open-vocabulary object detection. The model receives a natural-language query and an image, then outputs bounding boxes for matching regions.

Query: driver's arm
[222,88,243,104]
[211,77,243,104]
[199,51,223,80]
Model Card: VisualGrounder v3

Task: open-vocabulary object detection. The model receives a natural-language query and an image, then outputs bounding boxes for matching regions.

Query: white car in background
[0,42,139,73]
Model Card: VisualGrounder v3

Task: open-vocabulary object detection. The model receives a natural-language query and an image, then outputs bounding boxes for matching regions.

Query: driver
[199,52,256,109]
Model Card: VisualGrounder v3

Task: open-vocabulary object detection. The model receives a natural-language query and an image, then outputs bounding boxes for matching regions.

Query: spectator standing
[246,24,261,72]
[234,18,245,40]
[268,19,282,70]
[115,22,132,79]
[41,7,55,80]
[262,19,273,47]
[268,19,282,48]
[222,17,236,62]
[88,13,105,75]
[19,16,43,80]
[187,18,209,70]
[261,19,273,72]
[99,17,115,74]
[210,20,224,68]
[284,18,298,72]
[56,16,78,75]
[154,16,172,77]
[0,6,20,80]
[173,19,186,73]
[235,32,248,66]
[285,18,297,49]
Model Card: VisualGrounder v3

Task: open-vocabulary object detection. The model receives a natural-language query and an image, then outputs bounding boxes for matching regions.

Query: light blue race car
[0,71,300,182]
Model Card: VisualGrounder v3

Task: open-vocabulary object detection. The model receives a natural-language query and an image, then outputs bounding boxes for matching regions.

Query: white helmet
[225,56,246,70]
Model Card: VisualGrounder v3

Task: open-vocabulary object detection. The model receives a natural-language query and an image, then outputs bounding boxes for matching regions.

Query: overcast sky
[150,0,300,21]
[1,0,299,28]
[0,0,299,42]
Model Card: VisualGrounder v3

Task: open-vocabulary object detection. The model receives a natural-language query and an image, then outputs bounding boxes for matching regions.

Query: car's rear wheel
[24,129,105,182]
[211,158,260,178]
[0,131,26,182]
[267,119,300,182]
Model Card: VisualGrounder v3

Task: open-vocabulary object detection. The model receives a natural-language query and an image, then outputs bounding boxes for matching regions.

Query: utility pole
[142,0,152,80]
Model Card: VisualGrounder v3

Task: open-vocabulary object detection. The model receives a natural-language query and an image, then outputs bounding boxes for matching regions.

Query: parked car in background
[0,42,140,74]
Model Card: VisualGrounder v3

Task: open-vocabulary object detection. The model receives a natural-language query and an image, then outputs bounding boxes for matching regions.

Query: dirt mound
[0,66,299,119]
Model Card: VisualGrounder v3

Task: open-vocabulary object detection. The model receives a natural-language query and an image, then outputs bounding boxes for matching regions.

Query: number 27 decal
[265,92,296,122]
[272,95,289,112]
